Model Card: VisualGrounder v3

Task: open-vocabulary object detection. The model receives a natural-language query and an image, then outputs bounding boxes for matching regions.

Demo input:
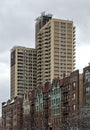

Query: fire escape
[43,90,49,130]
[30,92,35,130]
[17,103,23,130]
[61,85,69,130]
[43,82,51,130]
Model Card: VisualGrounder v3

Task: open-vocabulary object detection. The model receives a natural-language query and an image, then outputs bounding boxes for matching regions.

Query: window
[72,104,76,111]
[72,82,76,90]
[85,70,90,83]
[72,93,75,100]
[36,106,39,111]
[86,87,90,94]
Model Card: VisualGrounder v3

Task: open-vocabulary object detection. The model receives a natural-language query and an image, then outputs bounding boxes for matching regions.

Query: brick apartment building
[2,96,23,130]
[2,68,85,130]
[61,70,80,130]
[78,65,90,129]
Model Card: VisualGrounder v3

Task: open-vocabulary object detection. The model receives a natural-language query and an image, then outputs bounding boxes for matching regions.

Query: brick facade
[3,68,90,130]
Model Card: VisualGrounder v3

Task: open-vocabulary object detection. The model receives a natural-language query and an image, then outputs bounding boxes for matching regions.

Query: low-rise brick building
[3,67,90,130]
[2,96,23,130]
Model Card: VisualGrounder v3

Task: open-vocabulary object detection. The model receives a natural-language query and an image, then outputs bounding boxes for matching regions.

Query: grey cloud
[0,51,10,64]
[0,0,89,52]
[0,69,10,116]
[0,83,10,116]
[0,0,35,52]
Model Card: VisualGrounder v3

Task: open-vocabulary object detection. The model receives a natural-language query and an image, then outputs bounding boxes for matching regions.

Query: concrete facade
[36,13,76,85]
[10,46,37,99]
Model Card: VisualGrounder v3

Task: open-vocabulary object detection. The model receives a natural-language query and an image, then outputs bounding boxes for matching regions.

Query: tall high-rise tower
[10,46,37,99]
[36,13,76,85]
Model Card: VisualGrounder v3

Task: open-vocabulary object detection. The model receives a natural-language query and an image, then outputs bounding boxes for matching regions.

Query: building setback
[10,46,37,99]
[36,12,76,86]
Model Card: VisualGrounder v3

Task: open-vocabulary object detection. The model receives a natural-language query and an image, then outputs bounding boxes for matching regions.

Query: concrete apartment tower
[36,12,76,85]
[10,46,37,99]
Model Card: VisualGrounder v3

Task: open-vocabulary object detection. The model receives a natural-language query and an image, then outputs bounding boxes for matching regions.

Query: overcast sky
[0,0,90,116]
